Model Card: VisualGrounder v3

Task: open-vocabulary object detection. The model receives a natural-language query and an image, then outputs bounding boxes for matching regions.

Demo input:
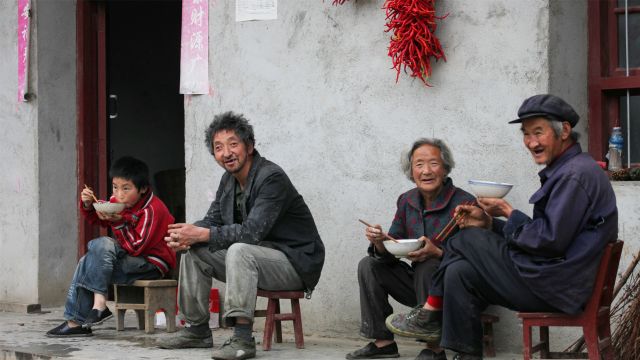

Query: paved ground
[0,305,522,360]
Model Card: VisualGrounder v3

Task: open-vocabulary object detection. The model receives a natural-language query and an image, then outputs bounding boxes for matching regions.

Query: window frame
[588,0,640,165]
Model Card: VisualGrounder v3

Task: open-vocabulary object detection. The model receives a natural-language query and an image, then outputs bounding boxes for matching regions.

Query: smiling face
[411,144,447,202]
[212,129,254,179]
[112,177,146,208]
[521,117,571,165]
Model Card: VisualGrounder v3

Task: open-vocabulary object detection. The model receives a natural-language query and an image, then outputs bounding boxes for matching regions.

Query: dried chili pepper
[383,0,446,86]
[332,0,349,5]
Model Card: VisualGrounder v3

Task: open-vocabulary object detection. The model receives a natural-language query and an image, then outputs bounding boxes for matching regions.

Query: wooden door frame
[76,0,108,259]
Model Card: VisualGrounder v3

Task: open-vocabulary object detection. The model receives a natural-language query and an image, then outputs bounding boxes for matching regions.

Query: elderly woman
[346,138,475,360]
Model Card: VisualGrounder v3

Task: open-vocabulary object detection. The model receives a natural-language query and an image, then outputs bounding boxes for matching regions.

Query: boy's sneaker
[345,341,399,359]
[83,307,113,328]
[385,306,442,343]
[158,326,214,349]
[415,348,447,360]
[46,321,93,338]
[211,336,256,360]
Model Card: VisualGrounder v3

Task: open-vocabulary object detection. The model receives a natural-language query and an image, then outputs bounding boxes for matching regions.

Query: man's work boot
[385,306,442,343]
[158,325,213,349]
[211,336,256,360]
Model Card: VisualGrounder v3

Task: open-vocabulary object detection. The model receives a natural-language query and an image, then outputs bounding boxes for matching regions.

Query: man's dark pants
[358,255,439,340]
[430,227,557,355]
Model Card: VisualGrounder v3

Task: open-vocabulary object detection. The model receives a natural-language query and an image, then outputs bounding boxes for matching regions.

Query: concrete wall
[0,0,40,305]
[0,0,77,307]
[184,0,555,351]
[35,0,77,306]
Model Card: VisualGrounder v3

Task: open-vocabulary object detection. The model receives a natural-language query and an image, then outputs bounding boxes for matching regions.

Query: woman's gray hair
[401,138,455,181]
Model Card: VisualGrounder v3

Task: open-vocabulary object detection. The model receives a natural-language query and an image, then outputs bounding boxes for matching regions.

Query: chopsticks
[432,201,474,244]
[83,184,100,203]
[358,219,399,243]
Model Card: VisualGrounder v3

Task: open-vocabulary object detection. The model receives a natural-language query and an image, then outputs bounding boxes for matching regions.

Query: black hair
[205,111,255,154]
[109,156,150,191]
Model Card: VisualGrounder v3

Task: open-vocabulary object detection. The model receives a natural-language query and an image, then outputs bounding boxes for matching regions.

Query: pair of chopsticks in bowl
[83,184,100,203]
[359,201,475,245]
[431,201,475,244]
[358,219,399,243]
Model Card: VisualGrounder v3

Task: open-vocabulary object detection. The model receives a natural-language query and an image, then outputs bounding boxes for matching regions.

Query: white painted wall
[183,0,567,351]
[0,0,77,307]
[0,0,40,304]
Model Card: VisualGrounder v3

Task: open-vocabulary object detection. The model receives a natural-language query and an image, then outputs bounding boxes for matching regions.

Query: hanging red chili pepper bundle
[332,0,349,5]
[384,0,446,86]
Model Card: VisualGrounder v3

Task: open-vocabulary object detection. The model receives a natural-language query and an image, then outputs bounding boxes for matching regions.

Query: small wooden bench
[114,279,178,334]
[254,290,305,351]
[481,313,499,357]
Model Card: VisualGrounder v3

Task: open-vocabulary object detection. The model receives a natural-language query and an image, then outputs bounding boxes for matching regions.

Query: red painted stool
[254,290,305,351]
[517,240,623,360]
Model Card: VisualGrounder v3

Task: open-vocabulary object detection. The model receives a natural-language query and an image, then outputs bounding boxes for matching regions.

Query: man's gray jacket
[194,151,325,292]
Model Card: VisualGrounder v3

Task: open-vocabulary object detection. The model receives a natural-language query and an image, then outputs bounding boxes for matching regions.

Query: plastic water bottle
[607,127,624,171]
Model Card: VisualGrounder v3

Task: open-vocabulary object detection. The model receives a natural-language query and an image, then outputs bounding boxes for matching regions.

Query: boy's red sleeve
[112,205,165,256]
[78,199,110,227]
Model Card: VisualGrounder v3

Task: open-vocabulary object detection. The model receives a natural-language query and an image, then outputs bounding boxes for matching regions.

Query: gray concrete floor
[0,304,522,360]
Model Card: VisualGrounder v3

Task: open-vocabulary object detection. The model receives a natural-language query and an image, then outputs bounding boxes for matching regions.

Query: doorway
[77,1,185,256]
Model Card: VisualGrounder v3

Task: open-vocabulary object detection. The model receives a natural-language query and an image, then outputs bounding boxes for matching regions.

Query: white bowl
[383,239,423,258]
[93,202,126,214]
[468,180,513,198]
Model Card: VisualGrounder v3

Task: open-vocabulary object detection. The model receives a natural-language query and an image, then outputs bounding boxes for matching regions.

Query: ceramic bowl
[383,239,423,258]
[468,180,513,198]
[93,201,125,214]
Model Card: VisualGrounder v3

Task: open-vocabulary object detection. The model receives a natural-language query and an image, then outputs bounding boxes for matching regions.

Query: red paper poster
[180,0,209,94]
[18,0,31,102]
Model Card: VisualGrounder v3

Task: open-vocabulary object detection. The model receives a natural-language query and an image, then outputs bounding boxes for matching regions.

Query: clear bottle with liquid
[607,127,624,171]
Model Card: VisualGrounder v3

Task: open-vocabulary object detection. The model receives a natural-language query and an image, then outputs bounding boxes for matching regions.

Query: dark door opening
[77,0,185,257]
[106,0,185,223]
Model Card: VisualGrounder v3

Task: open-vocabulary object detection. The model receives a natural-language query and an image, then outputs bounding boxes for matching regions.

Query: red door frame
[76,0,108,259]
[587,0,640,163]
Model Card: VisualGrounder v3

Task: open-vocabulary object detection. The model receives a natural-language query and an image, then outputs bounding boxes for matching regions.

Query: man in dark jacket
[161,112,325,360]
[385,95,618,359]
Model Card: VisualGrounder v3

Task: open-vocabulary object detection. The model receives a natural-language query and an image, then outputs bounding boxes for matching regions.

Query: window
[588,0,640,166]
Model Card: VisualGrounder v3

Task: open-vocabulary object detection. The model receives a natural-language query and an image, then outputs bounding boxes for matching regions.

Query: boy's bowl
[93,202,125,214]
[383,239,423,258]
[468,180,513,198]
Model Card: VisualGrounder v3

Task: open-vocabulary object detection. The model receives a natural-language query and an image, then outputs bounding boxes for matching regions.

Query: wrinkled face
[212,129,253,175]
[112,177,145,208]
[411,144,447,199]
[521,117,566,165]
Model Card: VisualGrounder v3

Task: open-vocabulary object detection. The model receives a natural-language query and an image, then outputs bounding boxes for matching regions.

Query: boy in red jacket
[46,156,176,337]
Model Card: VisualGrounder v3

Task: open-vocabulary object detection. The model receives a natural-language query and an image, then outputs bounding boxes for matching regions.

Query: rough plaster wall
[35,0,77,306]
[184,0,551,348]
[549,0,588,149]
[0,1,40,303]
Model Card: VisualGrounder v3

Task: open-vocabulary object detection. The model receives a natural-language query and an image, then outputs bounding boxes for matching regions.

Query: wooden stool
[481,313,499,357]
[114,279,177,334]
[254,290,304,351]
[517,241,623,360]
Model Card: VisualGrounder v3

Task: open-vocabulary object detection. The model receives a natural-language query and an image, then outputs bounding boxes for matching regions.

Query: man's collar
[538,143,581,183]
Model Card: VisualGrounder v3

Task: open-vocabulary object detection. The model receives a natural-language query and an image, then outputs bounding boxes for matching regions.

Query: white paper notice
[236,0,277,22]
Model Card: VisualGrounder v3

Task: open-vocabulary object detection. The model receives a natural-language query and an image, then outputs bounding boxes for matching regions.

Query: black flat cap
[509,94,579,127]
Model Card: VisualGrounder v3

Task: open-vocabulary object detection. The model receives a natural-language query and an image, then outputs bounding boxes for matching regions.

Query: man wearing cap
[384,94,618,360]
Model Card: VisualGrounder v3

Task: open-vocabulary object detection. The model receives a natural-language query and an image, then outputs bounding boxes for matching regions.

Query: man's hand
[165,223,210,252]
[454,204,492,229]
[477,197,513,219]
[406,236,442,262]
[364,224,387,254]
